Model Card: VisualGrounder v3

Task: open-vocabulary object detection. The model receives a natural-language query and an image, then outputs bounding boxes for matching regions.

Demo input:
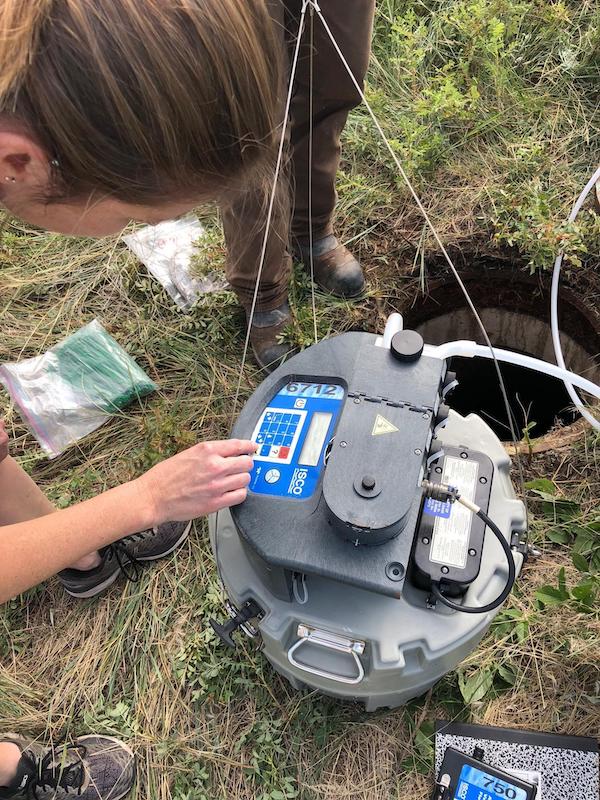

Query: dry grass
[1,1,600,797]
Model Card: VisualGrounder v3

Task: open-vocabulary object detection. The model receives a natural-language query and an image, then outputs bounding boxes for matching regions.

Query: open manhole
[403,267,600,440]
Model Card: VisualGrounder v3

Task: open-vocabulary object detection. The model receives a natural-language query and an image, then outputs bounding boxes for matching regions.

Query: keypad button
[260,445,271,456]
[279,446,290,459]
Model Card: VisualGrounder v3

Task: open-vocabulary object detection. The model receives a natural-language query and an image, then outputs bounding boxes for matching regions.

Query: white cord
[293,572,309,604]
[233,0,311,412]
[457,495,480,515]
[308,3,318,344]
[551,165,600,431]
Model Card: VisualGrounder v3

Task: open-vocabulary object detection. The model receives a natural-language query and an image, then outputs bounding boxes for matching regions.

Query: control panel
[249,381,344,499]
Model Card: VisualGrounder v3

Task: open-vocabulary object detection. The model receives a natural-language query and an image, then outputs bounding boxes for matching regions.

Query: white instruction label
[504,768,542,798]
[430,456,479,569]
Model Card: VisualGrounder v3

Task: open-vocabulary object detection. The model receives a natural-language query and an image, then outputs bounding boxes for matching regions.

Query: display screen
[280,382,344,400]
[454,765,529,800]
[298,411,332,466]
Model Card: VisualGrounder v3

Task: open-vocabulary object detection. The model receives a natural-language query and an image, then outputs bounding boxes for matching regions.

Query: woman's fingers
[213,471,251,494]
[208,438,256,458]
[220,453,255,476]
[217,486,248,510]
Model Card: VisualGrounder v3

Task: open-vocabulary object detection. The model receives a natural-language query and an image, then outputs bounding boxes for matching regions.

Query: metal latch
[210,599,262,648]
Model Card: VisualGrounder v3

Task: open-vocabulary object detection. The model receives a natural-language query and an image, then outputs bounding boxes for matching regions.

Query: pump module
[209,321,527,710]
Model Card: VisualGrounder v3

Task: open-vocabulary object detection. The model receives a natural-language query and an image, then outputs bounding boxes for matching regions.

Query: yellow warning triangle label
[371,414,399,436]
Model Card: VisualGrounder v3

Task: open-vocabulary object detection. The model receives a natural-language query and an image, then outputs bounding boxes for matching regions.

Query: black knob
[390,330,424,362]
[361,475,376,491]
[209,618,238,648]
[209,599,262,649]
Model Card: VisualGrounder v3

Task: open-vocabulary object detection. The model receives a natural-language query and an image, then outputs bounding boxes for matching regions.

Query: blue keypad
[257,411,302,449]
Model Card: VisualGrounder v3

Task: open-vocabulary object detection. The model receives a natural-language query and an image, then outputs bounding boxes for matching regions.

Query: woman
[0,1,282,797]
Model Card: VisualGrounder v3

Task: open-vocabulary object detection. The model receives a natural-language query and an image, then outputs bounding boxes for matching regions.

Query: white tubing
[424,341,600,400]
[551,165,600,431]
[382,313,403,349]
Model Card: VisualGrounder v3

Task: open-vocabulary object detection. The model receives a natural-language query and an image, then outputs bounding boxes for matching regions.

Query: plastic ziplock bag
[0,320,157,457]
[123,214,227,310]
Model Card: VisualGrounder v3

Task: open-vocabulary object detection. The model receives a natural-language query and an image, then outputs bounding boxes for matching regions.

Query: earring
[4,176,15,183]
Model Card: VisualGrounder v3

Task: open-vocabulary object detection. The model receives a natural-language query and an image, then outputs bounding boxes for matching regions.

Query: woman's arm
[0,438,255,603]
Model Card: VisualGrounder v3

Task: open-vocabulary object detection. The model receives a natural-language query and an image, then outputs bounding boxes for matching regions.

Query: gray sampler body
[210,332,526,710]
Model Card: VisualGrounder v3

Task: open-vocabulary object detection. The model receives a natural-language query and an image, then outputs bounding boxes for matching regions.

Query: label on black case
[430,456,479,569]
[453,764,529,800]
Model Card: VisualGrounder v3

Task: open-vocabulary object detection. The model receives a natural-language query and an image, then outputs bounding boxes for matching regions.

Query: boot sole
[64,568,122,599]
[319,284,365,299]
[63,521,193,599]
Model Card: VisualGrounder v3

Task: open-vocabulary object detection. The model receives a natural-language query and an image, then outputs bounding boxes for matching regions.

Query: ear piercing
[4,176,15,183]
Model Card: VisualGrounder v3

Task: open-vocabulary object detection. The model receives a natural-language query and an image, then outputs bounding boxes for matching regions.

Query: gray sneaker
[0,734,134,800]
[58,520,192,598]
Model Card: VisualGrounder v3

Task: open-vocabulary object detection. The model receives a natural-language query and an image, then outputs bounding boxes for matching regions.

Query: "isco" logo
[288,468,309,496]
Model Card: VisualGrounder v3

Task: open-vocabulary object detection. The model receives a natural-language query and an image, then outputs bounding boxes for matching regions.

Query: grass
[1,1,600,798]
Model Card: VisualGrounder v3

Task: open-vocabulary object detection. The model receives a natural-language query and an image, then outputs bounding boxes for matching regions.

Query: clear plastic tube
[550,165,600,431]
[424,341,600,400]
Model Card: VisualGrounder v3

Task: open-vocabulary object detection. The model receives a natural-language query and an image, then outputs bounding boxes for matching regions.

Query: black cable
[431,507,516,615]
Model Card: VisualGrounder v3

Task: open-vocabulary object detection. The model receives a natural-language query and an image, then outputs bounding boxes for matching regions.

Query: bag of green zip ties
[0,320,157,457]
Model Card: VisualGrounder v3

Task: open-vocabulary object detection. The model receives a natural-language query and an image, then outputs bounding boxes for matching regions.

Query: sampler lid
[230,331,446,598]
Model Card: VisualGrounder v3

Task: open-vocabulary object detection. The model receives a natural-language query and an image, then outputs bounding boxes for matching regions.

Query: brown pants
[222,0,376,311]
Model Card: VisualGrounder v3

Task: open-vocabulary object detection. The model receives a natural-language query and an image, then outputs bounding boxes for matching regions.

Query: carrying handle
[287,624,365,685]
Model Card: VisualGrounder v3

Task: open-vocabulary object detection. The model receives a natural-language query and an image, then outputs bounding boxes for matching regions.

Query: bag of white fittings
[124,214,227,311]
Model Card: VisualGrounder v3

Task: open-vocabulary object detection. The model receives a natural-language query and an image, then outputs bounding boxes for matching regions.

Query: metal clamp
[287,624,365,685]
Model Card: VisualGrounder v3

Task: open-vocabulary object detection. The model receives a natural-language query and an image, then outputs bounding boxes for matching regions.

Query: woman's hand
[134,438,256,526]
[0,420,8,464]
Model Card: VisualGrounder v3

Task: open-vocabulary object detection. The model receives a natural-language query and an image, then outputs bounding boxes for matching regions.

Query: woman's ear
[0,128,49,192]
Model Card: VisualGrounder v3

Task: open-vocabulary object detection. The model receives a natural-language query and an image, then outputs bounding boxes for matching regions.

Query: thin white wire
[551,165,600,431]
[308,3,318,344]
[310,1,528,500]
[233,0,310,411]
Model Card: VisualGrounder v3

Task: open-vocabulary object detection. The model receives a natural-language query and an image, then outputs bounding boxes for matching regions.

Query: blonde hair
[0,0,283,204]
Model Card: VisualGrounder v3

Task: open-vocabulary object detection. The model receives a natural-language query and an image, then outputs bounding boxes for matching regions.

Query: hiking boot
[248,302,294,373]
[0,733,134,800]
[295,235,365,298]
[58,520,192,598]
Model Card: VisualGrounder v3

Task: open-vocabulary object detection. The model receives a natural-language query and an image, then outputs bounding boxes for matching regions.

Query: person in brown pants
[223,0,376,369]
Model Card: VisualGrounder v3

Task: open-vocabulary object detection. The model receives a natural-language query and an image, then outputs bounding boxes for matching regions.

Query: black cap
[390,330,424,362]
[361,475,376,491]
